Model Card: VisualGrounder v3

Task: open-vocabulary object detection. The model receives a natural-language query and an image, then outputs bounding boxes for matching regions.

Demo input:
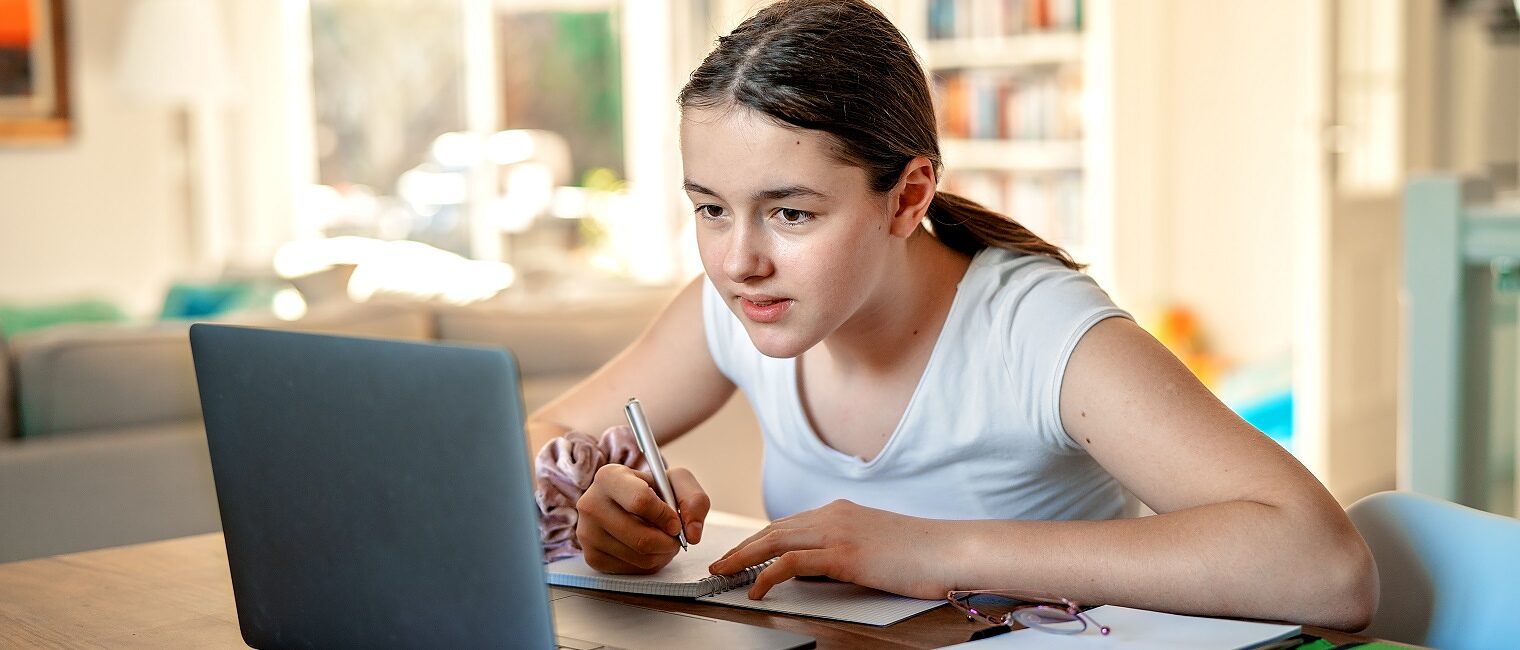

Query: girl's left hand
[707,499,951,600]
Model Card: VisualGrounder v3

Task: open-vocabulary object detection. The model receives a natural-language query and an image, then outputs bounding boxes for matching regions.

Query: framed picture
[0,0,69,143]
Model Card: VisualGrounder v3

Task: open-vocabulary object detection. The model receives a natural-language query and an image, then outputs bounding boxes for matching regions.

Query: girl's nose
[723,219,771,283]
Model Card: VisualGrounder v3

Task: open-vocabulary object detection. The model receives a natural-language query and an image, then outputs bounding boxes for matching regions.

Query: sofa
[0,291,765,563]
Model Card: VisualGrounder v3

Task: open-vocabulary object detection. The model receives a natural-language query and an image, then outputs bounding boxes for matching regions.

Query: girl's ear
[887,156,936,239]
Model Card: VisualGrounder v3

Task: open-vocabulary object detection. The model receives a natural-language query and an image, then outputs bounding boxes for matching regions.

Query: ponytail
[926,191,1083,271]
[679,0,1083,273]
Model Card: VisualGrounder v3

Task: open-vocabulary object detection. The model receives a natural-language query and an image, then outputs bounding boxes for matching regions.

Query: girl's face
[680,106,900,358]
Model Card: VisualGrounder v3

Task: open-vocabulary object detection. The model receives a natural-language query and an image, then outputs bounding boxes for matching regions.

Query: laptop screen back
[190,324,554,649]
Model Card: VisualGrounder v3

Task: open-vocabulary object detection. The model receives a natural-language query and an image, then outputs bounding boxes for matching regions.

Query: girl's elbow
[1316,533,1379,631]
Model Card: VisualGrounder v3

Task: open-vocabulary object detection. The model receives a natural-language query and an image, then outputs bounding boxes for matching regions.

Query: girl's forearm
[938,501,1376,631]
[524,419,573,456]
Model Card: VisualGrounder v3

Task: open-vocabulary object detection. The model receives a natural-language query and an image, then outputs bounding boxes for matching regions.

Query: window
[291,0,682,303]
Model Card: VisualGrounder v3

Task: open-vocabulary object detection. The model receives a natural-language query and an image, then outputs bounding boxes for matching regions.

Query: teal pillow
[159,281,269,320]
[0,299,131,438]
[0,300,129,337]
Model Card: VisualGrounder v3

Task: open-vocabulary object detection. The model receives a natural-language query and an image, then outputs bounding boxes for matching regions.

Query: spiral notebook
[544,520,943,626]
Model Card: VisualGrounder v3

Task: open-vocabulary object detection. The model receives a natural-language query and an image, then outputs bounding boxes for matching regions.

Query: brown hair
[678,0,1081,270]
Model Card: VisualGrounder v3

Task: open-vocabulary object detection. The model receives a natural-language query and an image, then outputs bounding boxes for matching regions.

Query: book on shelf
[942,169,1084,251]
[933,67,1083,141]
[927,0,1083,40]
[920,0,1090,263]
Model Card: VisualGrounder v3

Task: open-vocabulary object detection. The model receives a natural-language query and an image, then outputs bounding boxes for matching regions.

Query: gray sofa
[0,293,764,563]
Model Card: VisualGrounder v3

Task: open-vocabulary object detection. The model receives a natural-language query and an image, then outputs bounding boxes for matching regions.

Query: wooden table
[0,534,1394,649]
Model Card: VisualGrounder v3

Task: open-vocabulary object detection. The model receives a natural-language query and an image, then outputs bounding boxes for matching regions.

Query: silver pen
[623,398,689,550]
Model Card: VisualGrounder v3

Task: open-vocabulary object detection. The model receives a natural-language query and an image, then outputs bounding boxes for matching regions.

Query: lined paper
[545,522,757,597]
[545,519,943,625]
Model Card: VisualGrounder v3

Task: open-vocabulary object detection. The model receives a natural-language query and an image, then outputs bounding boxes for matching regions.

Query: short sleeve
[997,260,1131,453]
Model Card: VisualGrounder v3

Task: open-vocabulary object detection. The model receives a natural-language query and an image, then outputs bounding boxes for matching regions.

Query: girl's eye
[695,204,725,219]
[775,208,814,226]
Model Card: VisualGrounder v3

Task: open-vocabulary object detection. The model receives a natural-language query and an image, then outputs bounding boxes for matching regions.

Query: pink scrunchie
[534,426,649,562]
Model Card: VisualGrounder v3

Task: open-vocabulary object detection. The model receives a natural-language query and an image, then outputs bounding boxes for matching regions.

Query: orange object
[1149,305,1222,388]
[0,0,33,49]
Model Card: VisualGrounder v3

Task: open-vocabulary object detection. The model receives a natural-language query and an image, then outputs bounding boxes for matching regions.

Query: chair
[1346,491,1520,649]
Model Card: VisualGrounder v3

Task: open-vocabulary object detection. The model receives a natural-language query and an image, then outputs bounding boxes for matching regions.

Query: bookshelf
[887,0,1106,277]
[939,138,1082,172]
[922,31,1084,69]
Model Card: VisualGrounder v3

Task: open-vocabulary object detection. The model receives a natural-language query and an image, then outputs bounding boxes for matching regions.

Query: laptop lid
[191,324,555,649]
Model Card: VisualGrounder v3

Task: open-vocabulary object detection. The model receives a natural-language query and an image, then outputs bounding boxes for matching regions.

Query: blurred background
[0,0,1517,561]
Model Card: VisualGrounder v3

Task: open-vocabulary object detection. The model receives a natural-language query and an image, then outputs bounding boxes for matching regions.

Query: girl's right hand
[575,463,711,574]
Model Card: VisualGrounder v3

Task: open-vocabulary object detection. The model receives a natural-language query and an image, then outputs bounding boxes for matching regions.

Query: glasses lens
[1013,607,1086,634]
[952,593,1017,623]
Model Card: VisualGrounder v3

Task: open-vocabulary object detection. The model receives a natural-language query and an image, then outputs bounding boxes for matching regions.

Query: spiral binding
[697,558,778,594]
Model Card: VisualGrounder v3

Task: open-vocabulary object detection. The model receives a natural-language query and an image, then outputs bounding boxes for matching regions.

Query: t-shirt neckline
[784,248,991,471]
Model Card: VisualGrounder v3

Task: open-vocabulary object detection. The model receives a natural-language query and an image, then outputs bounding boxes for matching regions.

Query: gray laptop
[189,324,813,650]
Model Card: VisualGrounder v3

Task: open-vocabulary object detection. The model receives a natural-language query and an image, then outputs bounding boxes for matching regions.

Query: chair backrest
[1346,491,1520,649]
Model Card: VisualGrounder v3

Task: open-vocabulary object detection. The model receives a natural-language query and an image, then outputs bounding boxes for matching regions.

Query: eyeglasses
[946,589,1111,636]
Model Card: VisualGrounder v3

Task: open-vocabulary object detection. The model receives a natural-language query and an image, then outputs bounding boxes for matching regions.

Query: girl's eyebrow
[682,180,720,197]
[683,179,829,202]
[752,185,828,202]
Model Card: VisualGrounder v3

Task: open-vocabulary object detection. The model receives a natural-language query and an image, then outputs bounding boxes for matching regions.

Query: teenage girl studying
[527,0,1376,631]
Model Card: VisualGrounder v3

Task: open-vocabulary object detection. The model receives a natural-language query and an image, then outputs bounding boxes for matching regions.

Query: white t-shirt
[702,247,1132,522]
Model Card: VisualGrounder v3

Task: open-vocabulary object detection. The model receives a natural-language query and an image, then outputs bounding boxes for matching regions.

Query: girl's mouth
[738,297,792,323]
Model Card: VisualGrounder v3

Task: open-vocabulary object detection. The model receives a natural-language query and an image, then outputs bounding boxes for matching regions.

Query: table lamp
[114,0,241,276]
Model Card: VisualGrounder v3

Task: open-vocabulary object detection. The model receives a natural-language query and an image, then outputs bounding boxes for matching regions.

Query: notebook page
[938,605,1301,649]
[544,522,761,598]
[701,578,944,626]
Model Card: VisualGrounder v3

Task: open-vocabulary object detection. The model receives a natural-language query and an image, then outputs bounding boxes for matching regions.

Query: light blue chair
[1346,491,1520,649]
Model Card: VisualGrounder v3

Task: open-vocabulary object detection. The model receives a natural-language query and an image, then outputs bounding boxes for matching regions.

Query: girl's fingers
[747,549,834,599]
[710,527,821,575]
[712,513,815,566]
[667,467,711,544]
[597,465,682,536]
[576,515,676,573]
[714,526,772,567]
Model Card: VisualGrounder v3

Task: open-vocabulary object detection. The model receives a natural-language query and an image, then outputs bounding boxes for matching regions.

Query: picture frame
[0,0,69,143]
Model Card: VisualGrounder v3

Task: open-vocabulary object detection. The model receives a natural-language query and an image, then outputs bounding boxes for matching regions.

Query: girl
[527,0,1375,631]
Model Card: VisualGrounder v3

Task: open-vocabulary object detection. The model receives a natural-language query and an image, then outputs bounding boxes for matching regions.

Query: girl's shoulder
[963,247,1110,308]
[958,247,1130,360]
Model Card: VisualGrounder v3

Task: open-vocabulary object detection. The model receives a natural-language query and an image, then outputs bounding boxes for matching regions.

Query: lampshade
[115,0,240,105]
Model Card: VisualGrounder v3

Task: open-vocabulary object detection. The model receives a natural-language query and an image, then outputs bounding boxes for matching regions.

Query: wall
[0,0,186,318]
[1101,0,1322,367]
[0,0,309,319]
[1155,0,1323,367]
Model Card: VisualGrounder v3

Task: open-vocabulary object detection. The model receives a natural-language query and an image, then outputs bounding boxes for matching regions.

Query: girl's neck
[815,230,973,376]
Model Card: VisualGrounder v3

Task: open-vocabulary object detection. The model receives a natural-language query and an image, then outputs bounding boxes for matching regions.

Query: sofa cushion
[0,332,13,439]
[0,419,220,562]
[13,322,199,438]
[223,301,435,341]
[433,291,670,377]
[13,303,435,438]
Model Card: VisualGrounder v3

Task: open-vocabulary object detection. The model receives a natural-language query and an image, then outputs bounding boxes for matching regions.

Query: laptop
[189,324,813,650]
